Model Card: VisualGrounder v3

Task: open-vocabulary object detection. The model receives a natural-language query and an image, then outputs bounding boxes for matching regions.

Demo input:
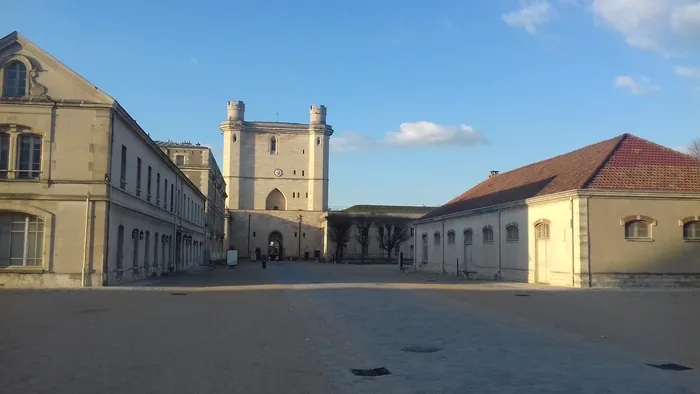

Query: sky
[4,0,700,209]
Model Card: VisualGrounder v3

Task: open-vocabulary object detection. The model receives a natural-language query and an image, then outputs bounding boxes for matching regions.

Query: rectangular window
[156,173,161,204]
[136,157,142,196]
[0,133,9,178]
[170,184,174,212]
[164,179,168,208]
[18,135,42,179]
[175,155,184,166]
[147,165,152,201]
[120,145,127,188]
[0,213,44,267]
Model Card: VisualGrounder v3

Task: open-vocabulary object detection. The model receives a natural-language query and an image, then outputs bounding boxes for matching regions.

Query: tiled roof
[421,134,700,220]
[343,205,436,214]
[155,140,208,149]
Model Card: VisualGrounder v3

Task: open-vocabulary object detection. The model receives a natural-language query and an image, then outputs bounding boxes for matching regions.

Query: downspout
[498,209,502,280]
[81,193,91,287]
[441,219,445,275]
[570,197,575,287]
[298,214,303,260]
[247,213,251,259]
[586,197,592,288]
[103,110,116,286]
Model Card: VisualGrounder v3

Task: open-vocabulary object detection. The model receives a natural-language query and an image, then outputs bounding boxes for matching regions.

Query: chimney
[489,170,499,178]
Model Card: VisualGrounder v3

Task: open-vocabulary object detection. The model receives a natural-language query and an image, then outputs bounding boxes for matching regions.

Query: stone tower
[220,101,333,212]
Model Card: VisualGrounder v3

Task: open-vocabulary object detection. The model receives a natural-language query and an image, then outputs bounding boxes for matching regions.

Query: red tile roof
[421,134,700,220]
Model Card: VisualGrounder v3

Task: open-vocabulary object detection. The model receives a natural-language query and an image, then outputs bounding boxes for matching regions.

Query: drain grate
[170,292,188,296]
[351,367,391,377]
[514,293,532,297]
[402,346,442,353]
[646,363,693,371]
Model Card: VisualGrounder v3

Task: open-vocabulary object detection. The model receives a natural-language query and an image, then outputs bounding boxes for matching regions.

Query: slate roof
[155,140,208,149]
[343,205,436,214]
[421,134,700,220]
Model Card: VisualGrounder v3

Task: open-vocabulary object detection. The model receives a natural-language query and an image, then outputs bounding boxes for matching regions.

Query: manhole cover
[351,367,391,377]
[75,308,108,315]
[514,293,531,297]
[402,346,442,353]
[646,363,693,371]
[170,292,188,296]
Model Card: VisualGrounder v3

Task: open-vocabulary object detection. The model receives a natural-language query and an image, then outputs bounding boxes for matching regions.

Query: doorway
[535,222,550,284]
[463,229,473,273]
[268,231,283,260]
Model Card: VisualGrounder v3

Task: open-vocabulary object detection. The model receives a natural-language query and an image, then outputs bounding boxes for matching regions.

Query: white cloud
[330,131,378,153]
[591,0,700,53]
[674,66,700,78]
[614,75,660,95]
[671,2,700,36]
[385,121,487,147]
[502,0,554,34]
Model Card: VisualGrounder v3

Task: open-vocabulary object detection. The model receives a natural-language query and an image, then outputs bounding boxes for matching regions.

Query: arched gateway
[268,231,283,260]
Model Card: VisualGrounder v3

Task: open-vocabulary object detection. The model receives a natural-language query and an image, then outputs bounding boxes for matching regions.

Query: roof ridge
[581,133,628,188]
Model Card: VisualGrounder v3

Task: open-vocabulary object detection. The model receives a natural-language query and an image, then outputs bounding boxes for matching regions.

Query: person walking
[261,254,267,269]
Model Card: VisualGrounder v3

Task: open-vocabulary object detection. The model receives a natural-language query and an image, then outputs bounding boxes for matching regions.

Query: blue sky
[4,0,700,208]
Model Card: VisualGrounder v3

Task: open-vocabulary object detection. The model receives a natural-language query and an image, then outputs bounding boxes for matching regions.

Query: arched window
[433,231,441,245]
[421,233,428,262]
[132,229,141,269]
[17,134,42,179]
[316,137,321,146]
[154,232,159,267]
[144,231,150,269]
[683,220,700,241]
[265,188,286,210]
[0,212,44,267]
[3,61,27,97]
[116,225,125,269]
[463,229,473,245]
[232,134,237,143]
[0,131,8,178]
[447,230,456,245]
[269,136,278,154]
[535,222,550,239]
[482,226,494,243]
[624,220,651,239]
[506,223,519,242]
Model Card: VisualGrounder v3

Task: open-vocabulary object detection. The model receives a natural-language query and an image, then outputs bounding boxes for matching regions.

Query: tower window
[270,136,277,154]
[302,170,305,176]
[316,137,321,146]
[233,134,237,142]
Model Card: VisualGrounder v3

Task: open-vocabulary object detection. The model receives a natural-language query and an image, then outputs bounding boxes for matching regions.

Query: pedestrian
[261,255,267,269]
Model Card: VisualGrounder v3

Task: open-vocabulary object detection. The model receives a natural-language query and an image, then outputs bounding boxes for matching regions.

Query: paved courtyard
[2,262,700,394]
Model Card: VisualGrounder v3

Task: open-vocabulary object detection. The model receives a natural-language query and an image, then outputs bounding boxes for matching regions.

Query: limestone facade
[221,101,332,259]
[0,31,206,287]
[157,141,227,263]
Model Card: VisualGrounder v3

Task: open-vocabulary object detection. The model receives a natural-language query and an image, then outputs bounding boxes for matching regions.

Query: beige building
[0,31,206,287]
[414,134,700,287]
[325,205,435,262]
[157,141,227,263]
[221,101,332,260]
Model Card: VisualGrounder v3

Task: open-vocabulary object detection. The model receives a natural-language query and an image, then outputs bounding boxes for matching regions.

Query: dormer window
[270,136,278,154]
[3,61,27,97]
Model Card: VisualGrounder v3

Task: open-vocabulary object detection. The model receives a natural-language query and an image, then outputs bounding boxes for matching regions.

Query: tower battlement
[227,100,245,121]
[309,105,327,125]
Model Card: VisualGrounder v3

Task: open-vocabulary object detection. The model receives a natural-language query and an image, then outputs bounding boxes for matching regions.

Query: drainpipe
[298,214,303,260]
[81,193,91,287]
[570,197,575,287]
[441,219,445,275]
[498,209,502,280]
[586,197,592,288]
[247,213,251,260]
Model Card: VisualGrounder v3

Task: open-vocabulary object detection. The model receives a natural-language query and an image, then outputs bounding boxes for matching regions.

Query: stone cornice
[220,120,334,136]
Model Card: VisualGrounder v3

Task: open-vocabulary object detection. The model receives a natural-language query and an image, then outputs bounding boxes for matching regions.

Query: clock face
[273,168,283,177]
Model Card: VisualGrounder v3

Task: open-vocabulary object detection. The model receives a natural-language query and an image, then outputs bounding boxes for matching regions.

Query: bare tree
[328,215,353,263]
[354,217,373,264]
[375,219,410,261]
[688,138,700,160]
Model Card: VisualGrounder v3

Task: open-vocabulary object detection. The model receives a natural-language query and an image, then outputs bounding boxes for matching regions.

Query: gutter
[81,194,91,287]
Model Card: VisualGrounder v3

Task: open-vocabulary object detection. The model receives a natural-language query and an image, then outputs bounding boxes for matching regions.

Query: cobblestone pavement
[2,262,699,394]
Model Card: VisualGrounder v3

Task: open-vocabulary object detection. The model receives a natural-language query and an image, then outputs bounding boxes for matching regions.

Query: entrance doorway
[463,229,473,273]
[535,221,550,284]
[268,231,283,260]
